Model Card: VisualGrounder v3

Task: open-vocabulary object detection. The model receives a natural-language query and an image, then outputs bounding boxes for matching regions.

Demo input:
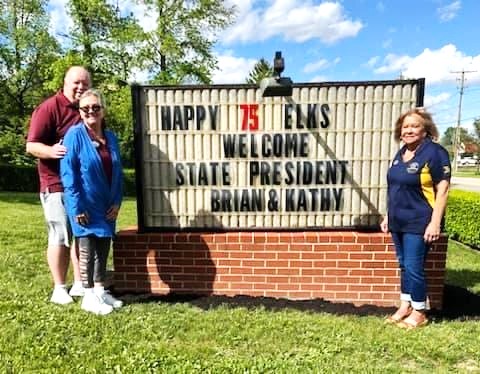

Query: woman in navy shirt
[380,108,450,329]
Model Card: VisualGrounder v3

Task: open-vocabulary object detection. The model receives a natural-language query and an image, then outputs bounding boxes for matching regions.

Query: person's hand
[424,222,441,243]
[50,140,67,159]
[76,212,89,225]
[380,216,389,233]
[106,205,120,221]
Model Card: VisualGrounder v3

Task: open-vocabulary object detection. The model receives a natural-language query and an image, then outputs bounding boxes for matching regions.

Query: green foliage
[67,0,146,83]
[0,0,237,168]
[473,118,480,140]
[441,126,472,158]
[246,58,273,84]
[43,52,88,93]
[141,0,235,84]
[0,163,38,191]
[441,123,480,165]
[445,190,480,248]
[441,127,474,147]
[123,168,136,197]
[0,117,35,166]
[104,85,135,167]
[1,192,480,372]
[0,0,61,165]
[0,0,61,116]
[0,164,136,196]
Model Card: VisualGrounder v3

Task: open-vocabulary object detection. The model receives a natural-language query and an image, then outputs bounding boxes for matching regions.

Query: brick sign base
[113,229,448,309]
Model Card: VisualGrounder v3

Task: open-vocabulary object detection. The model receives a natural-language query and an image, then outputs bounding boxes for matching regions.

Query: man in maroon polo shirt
[26,66,91,305]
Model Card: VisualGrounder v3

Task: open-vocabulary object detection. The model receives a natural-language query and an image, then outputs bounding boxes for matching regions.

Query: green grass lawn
[1,192,479,373]
[453,166,480,177]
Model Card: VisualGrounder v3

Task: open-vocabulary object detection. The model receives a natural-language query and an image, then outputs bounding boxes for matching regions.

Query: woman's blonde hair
[394,107,439,141]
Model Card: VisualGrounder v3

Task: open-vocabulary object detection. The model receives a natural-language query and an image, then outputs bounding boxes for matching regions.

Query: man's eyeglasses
[80,105,103,114]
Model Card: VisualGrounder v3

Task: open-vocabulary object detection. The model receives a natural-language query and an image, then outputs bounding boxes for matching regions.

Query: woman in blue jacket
[61,89,123,315]
[381,108,450,329]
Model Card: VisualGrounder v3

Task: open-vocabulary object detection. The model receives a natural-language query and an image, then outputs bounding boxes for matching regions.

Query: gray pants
[78,236,111,288]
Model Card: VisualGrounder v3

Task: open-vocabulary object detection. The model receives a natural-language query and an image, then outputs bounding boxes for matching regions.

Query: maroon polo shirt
[27,91,81,192]
[85,125,113,186]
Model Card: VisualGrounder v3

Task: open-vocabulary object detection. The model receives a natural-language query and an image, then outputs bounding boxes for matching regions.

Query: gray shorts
[39,191,72,247]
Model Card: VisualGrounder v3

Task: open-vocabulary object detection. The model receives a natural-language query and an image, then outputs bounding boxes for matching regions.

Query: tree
[473,118,480,140]
[472,118,480,172]
[440,126,474,157]
[0,0,61,165]
[66,0,145,84]
[139,0,235,84]
[442,122,480,172]
[246,58,273,84]
[103,85,135,167]
[65,0,148,166]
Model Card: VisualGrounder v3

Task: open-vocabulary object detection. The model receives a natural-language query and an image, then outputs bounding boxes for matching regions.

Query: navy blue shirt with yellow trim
[387,138,451,234]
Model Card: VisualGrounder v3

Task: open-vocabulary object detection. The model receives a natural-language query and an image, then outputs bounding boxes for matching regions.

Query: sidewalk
[451,177,479,186]
[451,176,480,192]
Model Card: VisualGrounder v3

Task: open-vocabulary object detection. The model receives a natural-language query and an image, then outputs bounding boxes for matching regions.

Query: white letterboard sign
[132,80,423,231]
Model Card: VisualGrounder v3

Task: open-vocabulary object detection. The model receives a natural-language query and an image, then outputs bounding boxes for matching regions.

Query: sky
[47,0,480,138]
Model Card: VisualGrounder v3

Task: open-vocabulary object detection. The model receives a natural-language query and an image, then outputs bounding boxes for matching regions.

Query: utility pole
[451,70,476,173]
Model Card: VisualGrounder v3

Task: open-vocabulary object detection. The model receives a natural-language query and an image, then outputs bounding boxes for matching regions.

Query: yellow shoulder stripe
[420,164,435,208]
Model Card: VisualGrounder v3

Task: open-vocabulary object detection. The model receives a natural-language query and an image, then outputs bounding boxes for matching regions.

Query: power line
[451,70,477,172]
[436,115,480,126]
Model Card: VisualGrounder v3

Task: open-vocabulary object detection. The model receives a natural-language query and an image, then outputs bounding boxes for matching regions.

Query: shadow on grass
[430,284,480,321]
[120,291,396,317]
[446,269,480,290]
[118,283,480,321]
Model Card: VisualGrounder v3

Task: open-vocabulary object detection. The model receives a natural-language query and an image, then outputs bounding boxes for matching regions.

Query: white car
[458,157,478,166]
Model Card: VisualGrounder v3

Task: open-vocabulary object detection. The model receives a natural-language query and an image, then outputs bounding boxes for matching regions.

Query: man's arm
[26,96,67,160]
[26,141,67,159]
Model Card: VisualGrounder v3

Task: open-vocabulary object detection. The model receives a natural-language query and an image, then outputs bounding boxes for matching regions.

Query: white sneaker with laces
[50,287,74,305]
[69,283,85,297]
[81,293,113,315]
[101,291,124,309]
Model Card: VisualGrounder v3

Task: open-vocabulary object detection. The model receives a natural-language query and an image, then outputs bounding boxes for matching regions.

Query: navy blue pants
[391,232,430,310]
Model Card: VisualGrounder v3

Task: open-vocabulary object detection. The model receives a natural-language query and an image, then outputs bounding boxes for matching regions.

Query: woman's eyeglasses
[80,105,103,114]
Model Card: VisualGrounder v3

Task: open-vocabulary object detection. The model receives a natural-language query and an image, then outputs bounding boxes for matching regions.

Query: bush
[0,163,137,197]
[1,165,475,247]
[0,163,38,192]
[445,190,480,248]
[123,168,136,197]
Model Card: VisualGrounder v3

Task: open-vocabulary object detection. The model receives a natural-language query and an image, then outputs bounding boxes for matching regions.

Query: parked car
[457,157,479,166]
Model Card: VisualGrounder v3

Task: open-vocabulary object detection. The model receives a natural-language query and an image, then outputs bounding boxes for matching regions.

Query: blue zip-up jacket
[60,123,123,238]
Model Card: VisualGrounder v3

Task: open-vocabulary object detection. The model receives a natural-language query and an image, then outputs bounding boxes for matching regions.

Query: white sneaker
[81,293,113,315]
[69,283,85,297]
[50,287,74,305]
[101,291,124,309]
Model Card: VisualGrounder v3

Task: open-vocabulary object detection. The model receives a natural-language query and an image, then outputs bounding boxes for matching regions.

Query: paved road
[450,177,480,192]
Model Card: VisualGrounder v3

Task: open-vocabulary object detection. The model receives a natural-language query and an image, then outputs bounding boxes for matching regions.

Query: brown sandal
[396,316,429,329]
[384,307,412,324]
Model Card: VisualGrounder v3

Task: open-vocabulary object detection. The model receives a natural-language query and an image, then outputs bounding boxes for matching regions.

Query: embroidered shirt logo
[443,165,451,176]
[406,162,419,174]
